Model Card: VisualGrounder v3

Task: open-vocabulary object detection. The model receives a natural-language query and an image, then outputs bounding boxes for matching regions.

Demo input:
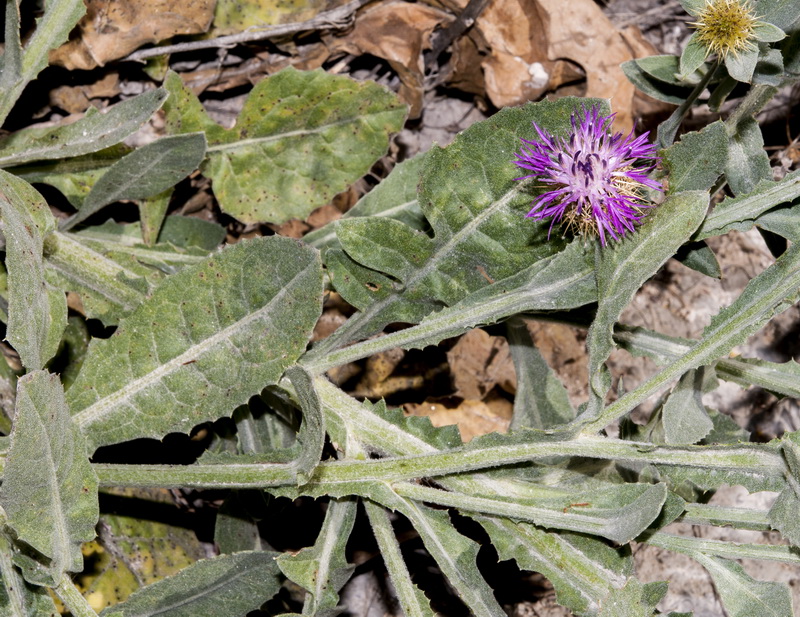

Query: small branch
[123,0,372,62]
[427,0,491,66]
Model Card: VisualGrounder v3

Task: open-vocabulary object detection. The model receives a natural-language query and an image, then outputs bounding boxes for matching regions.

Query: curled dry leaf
[447,0,658,130]
[447,328,516,400]
[327,1,453,118]
[51,0,216,70]
[405,396,512,442]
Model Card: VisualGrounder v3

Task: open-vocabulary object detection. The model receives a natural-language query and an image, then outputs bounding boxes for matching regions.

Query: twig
[123,0,372,62]
[427,0,491,67]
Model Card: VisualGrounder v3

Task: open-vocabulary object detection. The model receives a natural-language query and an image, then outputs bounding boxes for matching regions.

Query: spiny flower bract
[691,0,758,58]
[513,106,662,246]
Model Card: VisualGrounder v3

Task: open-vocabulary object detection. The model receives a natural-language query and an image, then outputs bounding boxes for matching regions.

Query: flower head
[513,106,662,246]
[691,0,758,59]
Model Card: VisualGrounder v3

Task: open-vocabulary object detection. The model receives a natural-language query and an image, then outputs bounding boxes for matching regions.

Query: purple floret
[513,106,663,246]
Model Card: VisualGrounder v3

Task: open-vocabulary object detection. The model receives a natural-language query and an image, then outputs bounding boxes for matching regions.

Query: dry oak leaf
[51,0,216,70]
[405,396,512,442]
[446,328,516,401]
[327,1,453,118]
[447,0,657,130]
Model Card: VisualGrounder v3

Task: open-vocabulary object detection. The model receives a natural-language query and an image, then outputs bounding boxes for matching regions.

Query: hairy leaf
[68,237,323,450]
[663,121,728,193]
[277,498,357,617]
[478,517,646,617]
[304,153,428,251]
[662,369,713,445]
[725,116,772,196]
[0,171,67,370]
[100,551,281,617]
[695,169,800,239]
[163,68,406,224]
[64,133,206,230]
[507,317,574,430]
[1,371,98,586]
[364,501,434,617]
[694,554,794,617]
[0,89,167,166]
[582,191,708,423]
[0,529,60,617]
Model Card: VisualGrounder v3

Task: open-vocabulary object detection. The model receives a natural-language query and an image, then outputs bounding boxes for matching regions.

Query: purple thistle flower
[513,106,663,246]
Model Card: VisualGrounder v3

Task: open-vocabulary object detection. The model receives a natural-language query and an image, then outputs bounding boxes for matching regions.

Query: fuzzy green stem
[55,573,100,617]
[657,63,720,149]
[92,437,785,489]
[644,531,800,564]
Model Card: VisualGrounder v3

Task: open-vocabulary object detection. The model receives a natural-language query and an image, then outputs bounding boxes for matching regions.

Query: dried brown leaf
[51,0,215,70]
[327,1,452,118]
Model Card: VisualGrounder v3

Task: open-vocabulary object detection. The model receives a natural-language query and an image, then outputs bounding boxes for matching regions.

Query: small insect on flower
[513,106,663,247]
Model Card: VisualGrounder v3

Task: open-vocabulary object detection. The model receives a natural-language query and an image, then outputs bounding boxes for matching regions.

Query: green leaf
[581,241,800,432]
[100,550,282,617]
[314,98,602,355]
[0,0,86,125]
[693,554,794,617]
[663,121,728,193]
[0,89,167,167]
[394,480,667,545]
[63,133,206,231]
[381,495,506,617]
[0,528,60,617]
[758,200,800,241]
[304,153,428,251]
[753,21,787,42]
[581,191,708,423]
[215,492,268,554]
[753,48,785,86]
[68,236,323,450]
[478,517,643,617]
[57,315,91,390]
[679,33,709,78]
[0,170,67,370]
[725,116,772,195]
[725,46,760,82]
[679,0,705,14]
[695,169,800,239]
[1,371,98,586]
[285,365,325,484]
[306,239,596,375]
[621,58,695,105]
[164,68,407,224]
[662,369,714,445]
[140,188,173,246]
[276,498,357,617]
[761,0,800,30]
[324,248,397,312]
[507,317,574,430]
[43,231,154,325]
[364,501,434,617]
[767,486,800,546]
[9,145,131,209]
[676,241,722,278]
[77,216,226,252]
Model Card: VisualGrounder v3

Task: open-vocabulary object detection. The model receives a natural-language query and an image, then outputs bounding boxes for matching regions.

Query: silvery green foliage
[0,1,799,616]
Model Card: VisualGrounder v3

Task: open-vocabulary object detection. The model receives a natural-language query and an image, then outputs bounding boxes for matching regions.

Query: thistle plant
[0,0,799,616]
